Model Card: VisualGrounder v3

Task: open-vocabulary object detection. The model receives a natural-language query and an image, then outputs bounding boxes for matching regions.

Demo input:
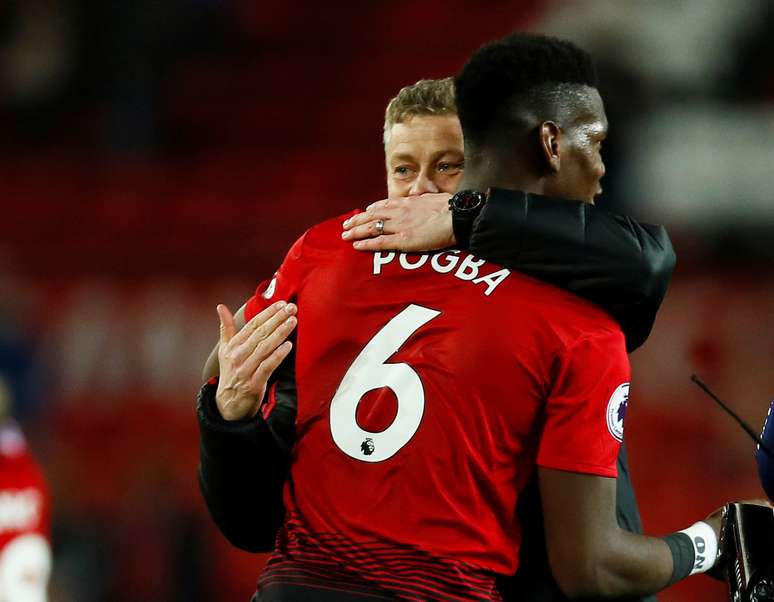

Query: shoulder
[301,210,360,247]
[289,210,361,262]
[246,210,362,314]
[510,273,625,350]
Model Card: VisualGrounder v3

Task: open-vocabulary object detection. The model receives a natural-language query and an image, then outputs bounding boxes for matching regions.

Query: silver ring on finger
[375,219,385,236]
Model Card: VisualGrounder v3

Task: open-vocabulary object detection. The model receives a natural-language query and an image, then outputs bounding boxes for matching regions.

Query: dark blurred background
[1,1,772,600]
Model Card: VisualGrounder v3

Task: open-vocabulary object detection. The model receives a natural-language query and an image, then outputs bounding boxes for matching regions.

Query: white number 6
[329,304,441,462]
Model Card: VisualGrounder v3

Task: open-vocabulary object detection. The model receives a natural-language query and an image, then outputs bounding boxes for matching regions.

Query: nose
[409,170,439,195]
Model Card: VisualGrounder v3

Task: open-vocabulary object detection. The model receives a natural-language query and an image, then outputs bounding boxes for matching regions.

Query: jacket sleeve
[468,189,676,352]
[197,356,297,552]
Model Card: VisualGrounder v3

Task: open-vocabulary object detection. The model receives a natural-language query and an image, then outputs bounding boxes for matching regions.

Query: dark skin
[459,87,607,205]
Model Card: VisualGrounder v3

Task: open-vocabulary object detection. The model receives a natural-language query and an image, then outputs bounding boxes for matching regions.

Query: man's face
[384,114,464,197]
[546,88,608,204]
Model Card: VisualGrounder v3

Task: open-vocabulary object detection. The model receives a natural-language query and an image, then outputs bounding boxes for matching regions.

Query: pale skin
[206,302,297,421]
[341,192,455,252]
[384,114,464,198]
[341,113,463,252]
[203,99,760,597]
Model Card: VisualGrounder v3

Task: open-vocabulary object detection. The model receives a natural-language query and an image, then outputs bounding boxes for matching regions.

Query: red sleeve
[537,329,630,477]
[243,232,308,322]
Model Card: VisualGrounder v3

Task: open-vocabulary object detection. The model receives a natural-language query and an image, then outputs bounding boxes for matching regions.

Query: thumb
[217,304,236,343]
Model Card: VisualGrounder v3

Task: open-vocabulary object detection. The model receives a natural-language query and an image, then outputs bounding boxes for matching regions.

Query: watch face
[452,190,485,212]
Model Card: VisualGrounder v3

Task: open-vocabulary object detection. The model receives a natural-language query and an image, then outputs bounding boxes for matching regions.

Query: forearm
[469,190,664,274]
[468,189,676,351]
[544,515,675,598]
[539,467,715,599]
[577,529,673,598]
[197,382,287,551]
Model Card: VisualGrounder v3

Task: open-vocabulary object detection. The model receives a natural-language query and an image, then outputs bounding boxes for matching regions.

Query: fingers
[231,301,287,346]
[365,199,390,212]
[243,303,296,351]
[215,301,297,421]
[342,200,391,230]
[217,304,236,344]
[240,306,297,376]
[342,211,371,230]
[250,340,293,392]
[343,210,390,233]
[352,234,401,251]
[342,219,392,241]
[342,200,403,232]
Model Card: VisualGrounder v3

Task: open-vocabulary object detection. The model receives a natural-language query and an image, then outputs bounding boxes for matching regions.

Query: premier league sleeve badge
[606,383,629,443]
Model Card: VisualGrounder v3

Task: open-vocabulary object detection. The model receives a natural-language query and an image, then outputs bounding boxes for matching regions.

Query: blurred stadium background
[1,0,772,600]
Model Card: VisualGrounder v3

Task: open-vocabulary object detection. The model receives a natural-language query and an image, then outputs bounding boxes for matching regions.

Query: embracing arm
[341,190,676,352]
[197,301,298,551]
[197,379,291,552]
[469,189,676,352]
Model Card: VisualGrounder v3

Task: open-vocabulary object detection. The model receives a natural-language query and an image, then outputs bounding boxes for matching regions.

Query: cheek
[387,178,410,198]
[435,172,462,195]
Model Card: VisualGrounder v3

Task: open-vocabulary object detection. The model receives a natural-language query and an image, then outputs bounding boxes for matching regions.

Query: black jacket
[470,189,674,353]
[198,190,675,601]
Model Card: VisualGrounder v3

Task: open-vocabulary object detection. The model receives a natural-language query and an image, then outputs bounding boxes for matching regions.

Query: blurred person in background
[198,46,682,600]
[0,375,50,602]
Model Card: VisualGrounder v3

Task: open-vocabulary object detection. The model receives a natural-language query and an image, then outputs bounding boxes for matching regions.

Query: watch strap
[452,211,475,250]
[449,189,487,249]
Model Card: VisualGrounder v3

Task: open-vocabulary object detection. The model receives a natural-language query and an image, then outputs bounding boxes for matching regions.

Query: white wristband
[678,521,718,575]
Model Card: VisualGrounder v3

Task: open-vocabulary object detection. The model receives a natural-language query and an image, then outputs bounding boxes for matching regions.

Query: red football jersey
[244,212,629,600]
[0,422,51,601]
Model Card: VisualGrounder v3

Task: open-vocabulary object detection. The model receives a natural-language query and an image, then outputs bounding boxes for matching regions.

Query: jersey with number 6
[244,212,630,601]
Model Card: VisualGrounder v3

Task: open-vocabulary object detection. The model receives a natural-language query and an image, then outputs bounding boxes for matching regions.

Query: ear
[538,121,561,173]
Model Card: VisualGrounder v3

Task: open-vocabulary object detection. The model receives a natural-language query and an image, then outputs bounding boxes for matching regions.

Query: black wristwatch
[449,189,488,249]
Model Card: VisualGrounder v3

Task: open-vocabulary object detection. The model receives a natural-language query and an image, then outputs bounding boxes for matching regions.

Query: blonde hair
[383,78,456,146]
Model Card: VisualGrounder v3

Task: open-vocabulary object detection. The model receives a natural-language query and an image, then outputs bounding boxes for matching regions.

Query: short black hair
[455,32,598,149]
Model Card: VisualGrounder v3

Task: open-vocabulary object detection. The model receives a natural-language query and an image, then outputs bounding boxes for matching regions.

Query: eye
[437,161,463,174]
[393,166,414,179]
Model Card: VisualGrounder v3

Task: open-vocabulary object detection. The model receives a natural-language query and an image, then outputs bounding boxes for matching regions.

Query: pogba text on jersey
[372,250,511,296]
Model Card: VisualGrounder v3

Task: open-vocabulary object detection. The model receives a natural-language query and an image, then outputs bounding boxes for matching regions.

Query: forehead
[572,87,608,132]
[385,114,463,160]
